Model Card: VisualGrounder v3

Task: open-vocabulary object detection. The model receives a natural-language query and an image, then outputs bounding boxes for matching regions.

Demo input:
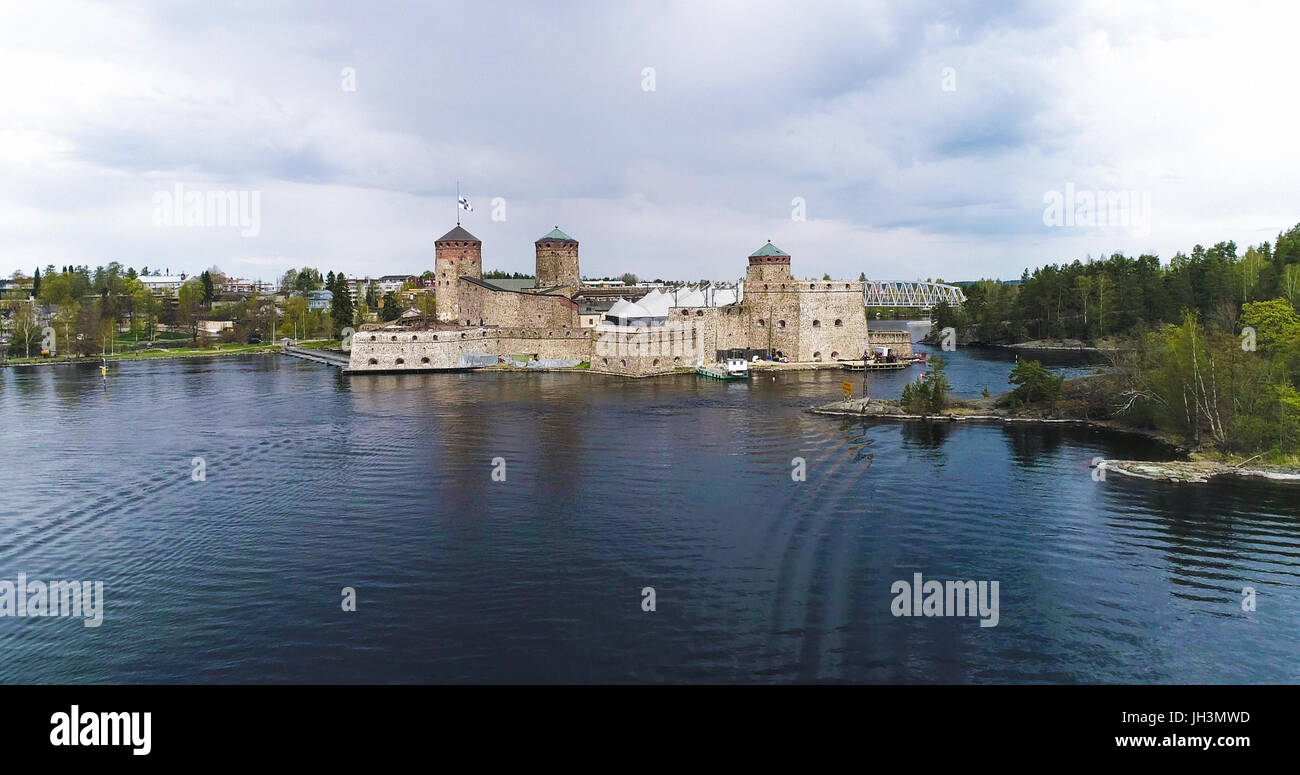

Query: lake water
[1,342,1297,683]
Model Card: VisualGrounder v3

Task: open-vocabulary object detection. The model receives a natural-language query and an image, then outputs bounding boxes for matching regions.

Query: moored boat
[697,358,749,380]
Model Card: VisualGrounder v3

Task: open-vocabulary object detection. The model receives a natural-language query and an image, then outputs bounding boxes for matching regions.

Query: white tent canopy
[617,301,652,318]
[673,288,706,307]
[636,290,673,317]
[712,288,738,306]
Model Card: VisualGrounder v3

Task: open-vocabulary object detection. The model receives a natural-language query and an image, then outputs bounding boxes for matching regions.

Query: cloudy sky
[2,0,1297,284]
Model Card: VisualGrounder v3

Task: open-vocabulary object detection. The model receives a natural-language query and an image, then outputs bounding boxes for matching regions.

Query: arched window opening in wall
[812,320,820,327]
[813,351,822,361]
[778,320,786,328]
[395,358,405,365]
[421,357,430,364]
[367,358,377,365]
[834,319,843,327]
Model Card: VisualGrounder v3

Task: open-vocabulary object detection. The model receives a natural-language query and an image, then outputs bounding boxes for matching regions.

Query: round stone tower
[435,225,482,323]
[535,227,579,289]
[746,241,793,283]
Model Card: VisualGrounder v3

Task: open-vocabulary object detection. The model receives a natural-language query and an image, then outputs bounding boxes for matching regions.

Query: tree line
[933,223,1300,343]
[3,262,424,358]
[926,223,1300,459]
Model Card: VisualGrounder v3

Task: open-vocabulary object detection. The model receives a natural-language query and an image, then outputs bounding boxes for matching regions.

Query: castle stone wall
[866,329,913,357]
[795,281,869,361]
[347,327,590,372]
[457,279,579,329]
[535,240,579,290]
[590,322,707,376]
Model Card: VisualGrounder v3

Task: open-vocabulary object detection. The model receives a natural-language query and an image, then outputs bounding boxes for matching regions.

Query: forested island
[911,223,1300,465]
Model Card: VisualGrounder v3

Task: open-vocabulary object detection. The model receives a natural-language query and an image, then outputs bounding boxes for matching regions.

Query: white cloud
[1,0,1298,283]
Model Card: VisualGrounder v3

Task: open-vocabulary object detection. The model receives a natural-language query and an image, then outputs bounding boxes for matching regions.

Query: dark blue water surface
[1,344,1297,683]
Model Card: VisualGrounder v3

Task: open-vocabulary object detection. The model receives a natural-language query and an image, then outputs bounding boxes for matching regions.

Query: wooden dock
[282,346,350,369]
[841,360,910,371]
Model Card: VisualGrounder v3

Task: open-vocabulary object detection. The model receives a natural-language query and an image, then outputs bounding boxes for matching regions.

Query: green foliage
[901,355,950,413]
[930,300,961,331]
[1240,298,1300,353]
[1009,359,1064,403]
[177,279,205,342]
[1113,310,1300,456]
[930,281,1020,342]
[1012,225,1300,343]
[380,291,402,322]
[285,267,323,293]
[328,271,355,335]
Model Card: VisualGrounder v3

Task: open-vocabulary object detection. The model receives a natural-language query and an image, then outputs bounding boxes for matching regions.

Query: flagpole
[456,181,460,226]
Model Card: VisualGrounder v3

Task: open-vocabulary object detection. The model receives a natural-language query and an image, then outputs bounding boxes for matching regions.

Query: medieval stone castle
[346,224,910,376]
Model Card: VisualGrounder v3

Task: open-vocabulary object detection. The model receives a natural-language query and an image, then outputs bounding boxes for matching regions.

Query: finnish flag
[458,196,473,212]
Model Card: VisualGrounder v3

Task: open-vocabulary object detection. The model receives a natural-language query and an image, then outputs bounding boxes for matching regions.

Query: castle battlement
[354,228,891,375]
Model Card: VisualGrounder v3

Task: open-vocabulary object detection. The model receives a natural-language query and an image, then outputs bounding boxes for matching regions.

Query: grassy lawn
[115,330,189,343]
[295,339,343,350]
[112,343,278,360]
[4,343,279,365]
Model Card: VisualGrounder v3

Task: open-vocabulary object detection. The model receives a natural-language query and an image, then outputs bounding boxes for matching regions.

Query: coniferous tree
[330,272,354,335]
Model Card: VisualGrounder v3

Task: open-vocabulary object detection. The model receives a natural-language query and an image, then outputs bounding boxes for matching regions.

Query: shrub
[1009,359,1064,403]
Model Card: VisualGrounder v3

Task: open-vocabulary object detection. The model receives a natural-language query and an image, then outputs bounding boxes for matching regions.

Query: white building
[141,275,188,295]
[375,275,415,293]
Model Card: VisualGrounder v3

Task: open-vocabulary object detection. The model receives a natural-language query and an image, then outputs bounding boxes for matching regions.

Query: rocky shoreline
[917,329,1127,355]
[1090,459,1300,483]
[809,388,1300,485]
[809,395,1177,444]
